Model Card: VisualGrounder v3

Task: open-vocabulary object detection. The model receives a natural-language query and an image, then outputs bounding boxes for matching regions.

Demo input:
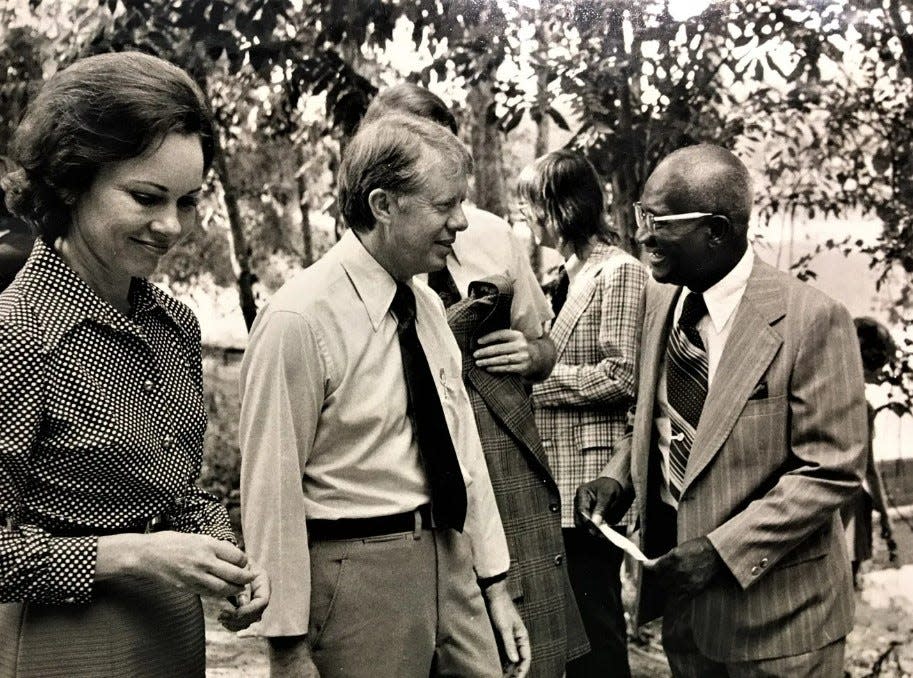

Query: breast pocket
[574,421,614,455]
[727,395,788,470]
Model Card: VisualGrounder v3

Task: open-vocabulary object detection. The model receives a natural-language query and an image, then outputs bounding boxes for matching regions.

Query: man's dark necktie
[551,265,569,316]
[427,265,462,309]
[665,291,709,501]
[390,282,467,531]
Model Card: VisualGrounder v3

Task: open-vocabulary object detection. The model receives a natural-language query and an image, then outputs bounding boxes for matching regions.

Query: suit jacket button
[554,554,564,566]
[549,503,559,513]
[760,557,769,568]
[750,565,760,576]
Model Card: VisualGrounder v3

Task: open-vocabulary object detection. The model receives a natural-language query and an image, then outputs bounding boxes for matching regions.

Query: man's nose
[635,225,654,245]
[450,205,469,232]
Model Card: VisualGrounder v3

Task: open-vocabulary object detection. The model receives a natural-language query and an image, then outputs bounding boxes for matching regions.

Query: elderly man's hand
[574,477,627,529]
[644,536,723,599]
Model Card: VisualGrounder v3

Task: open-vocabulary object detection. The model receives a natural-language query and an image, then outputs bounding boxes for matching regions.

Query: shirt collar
[337,229,398,332]
[16,238,187,348]
[689,246,754,333]
[564,253,584,284]
[565,240,615,285]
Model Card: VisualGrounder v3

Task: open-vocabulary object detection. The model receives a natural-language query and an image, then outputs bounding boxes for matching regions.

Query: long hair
[517,149,614,251]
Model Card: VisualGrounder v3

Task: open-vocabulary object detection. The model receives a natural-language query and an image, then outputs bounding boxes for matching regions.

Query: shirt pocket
[574,421,614,457]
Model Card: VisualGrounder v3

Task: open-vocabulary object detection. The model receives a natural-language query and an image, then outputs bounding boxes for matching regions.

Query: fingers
[513,625,532,678]
[499,621,519,665]
[237,567,270,617]
[194,572,246,597]
[573,486,594,528]
[219,562,271,633]
[476,329,518,345]
[212,539,249,568]
[207,557,257,588]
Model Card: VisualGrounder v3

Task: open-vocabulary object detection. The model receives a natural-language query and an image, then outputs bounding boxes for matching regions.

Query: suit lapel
[632,281,678,500]
[550,276,597,357]
[549,246,614,357]
[682,258,786,492]
[467,367,553,476]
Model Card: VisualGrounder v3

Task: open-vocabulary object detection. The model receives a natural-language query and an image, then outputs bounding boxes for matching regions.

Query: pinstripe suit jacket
[605,256,867,662]
[533,243,647,528]
[447,277,589,678]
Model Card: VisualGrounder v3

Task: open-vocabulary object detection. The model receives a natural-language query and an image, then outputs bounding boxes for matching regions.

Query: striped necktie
[665,291,709,501]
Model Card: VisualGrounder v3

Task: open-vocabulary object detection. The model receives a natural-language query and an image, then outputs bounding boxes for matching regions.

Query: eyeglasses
[633,202,728,234]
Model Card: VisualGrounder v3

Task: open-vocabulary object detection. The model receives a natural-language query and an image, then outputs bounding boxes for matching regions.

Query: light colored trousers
[308,524,502,678]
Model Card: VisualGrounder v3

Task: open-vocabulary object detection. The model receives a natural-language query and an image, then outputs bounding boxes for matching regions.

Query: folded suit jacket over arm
[446,277,590,676]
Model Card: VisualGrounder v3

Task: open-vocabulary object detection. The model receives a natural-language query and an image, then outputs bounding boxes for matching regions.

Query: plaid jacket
[532,243,647,528]
[447,277,589,678]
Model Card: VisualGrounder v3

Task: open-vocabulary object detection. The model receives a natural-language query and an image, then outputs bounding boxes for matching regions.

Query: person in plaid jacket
[522,150,647,678]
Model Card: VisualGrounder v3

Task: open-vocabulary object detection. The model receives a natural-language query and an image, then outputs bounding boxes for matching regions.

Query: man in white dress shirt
[239,113,530,677]
[362,83,556,381]
[576,144,866,676]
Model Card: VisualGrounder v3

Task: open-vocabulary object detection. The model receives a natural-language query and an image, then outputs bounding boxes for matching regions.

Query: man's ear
[367,188,396,227]
[707,214,734,245]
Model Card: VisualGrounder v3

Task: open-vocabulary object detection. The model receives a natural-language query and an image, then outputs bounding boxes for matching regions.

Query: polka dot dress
[0,239,235,605]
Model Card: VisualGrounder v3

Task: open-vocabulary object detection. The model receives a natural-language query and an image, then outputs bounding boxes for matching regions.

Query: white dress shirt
[655,246,755,508]
[239,230,510,636]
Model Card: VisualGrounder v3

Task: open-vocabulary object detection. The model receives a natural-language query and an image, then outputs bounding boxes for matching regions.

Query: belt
[45,513,170,537]
[307,505,434,541]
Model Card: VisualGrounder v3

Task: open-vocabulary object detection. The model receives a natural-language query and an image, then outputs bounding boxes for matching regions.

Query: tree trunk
[214,141,258,331]
[467,81,508,218]
[296,146,314,267]
[609,13,640,255]
[533,21,551,160]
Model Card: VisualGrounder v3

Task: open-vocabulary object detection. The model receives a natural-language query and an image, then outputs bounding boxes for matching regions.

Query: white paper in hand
[587,515,656,566]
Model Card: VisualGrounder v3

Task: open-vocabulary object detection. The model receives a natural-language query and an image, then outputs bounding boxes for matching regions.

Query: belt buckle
[144,514,165,533]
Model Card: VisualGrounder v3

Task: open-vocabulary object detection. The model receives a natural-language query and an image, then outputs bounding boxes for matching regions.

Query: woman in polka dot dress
[0,52,269,677]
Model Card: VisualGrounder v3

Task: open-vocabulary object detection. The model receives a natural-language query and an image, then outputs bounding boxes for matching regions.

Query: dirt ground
[204,507,913,677]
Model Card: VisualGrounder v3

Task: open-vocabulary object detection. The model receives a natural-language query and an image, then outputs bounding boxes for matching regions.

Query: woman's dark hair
[1,51,215,241]
[516,149,614,251]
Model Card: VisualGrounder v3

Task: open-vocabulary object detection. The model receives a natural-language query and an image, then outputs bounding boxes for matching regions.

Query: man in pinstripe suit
[577,144,867,676]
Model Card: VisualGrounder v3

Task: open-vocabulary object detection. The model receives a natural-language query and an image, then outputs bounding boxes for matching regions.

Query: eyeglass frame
[633,202,730,234]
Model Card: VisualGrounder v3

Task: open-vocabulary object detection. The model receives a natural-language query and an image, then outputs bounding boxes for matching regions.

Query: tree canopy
[2,0,913,407]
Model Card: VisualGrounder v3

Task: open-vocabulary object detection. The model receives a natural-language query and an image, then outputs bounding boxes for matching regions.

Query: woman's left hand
[218,558,271,632]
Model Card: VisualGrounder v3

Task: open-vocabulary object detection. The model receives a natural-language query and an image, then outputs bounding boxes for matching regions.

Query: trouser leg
[564,527,631,678]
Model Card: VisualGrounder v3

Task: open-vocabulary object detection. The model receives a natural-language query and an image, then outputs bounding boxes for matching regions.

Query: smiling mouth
[646,250,666,262]
[131,238,170,254]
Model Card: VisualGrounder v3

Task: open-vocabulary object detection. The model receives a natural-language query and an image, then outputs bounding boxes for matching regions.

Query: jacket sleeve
[707,300,867,589]
[533,259,646,407]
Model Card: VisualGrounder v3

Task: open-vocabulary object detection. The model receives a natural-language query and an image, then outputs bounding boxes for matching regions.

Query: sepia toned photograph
[1,0,911,676]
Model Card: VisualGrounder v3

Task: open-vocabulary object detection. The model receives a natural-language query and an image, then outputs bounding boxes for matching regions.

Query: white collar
[337,229,399,332]
[688,246,754,333]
